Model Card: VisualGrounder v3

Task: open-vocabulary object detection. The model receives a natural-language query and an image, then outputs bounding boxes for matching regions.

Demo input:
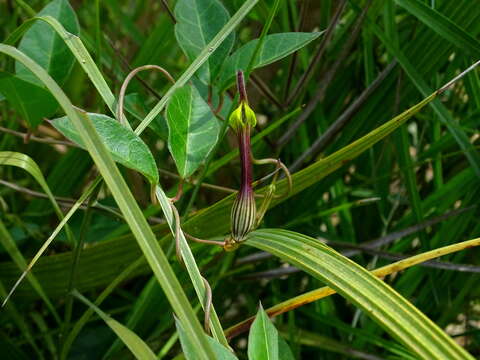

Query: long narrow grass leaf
[395,0,480,57]
[0,44,215,359]
[72,290,157,360]
[4,16,115,113]
[366,17,480,177]
[227,237,480,339]
[0,220,60,323]
[1,178,101,307]
[246,229,474,359]
[155,186,228,347]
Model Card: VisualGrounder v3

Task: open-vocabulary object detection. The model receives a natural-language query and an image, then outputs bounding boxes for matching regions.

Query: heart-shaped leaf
[52,113,158,185]
[0,72,58,128]
[16,0,80,86]
[166,84,221,178]
[218,32,323,90]
[175,0,235,84]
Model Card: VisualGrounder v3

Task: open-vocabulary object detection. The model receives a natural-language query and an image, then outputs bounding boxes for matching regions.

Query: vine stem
[117,65,175,129]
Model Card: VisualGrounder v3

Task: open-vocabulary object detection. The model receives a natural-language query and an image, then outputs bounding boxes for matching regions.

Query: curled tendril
[117,65,175,129]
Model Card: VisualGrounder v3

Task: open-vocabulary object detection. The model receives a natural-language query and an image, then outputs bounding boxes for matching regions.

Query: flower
[225,71,257,249]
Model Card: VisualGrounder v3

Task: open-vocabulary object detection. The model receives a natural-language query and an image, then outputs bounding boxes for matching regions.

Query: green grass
[0,0,479,359]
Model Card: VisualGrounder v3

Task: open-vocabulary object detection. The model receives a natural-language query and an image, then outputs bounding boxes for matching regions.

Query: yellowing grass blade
[245,229,474,360]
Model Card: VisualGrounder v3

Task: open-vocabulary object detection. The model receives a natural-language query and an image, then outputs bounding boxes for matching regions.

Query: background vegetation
[0,0,479,359]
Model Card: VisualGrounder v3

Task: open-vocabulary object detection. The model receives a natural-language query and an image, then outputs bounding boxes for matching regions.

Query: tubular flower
[224,71,257,251]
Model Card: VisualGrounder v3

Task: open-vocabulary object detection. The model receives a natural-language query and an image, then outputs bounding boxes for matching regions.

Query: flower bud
[229,101,257,133]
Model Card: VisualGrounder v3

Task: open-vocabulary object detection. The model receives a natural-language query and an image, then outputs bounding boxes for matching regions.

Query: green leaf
[0,281,43,358]
[135,0,259,135]
[0,72,58,128]
[0,87,443,303]
[277,337,295,360]
[72,290,157,360]
[0,151,68,236]
[175,318,238,360]
[155,186,228,346]
[0,219,60,324]
[248,304,279,360]
[205,337,238,360]
[5,15,115,113]
[16,0,80,86]
[395,0,480,58]
[218,32,323,90]
[124,93,168,140]
[0,151,72,322]
[366,18,480,178]
[246,229,474,360]
[52,113,159,185]
[166,84,221,178]
[1,43,215,359]
[175,0,235,83]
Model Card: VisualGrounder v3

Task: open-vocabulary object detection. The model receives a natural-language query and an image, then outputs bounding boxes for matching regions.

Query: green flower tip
[229,101,257,132]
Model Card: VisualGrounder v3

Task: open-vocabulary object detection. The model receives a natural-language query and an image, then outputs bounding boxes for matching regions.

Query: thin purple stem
[237,71,248,103]
[238,125,253,195]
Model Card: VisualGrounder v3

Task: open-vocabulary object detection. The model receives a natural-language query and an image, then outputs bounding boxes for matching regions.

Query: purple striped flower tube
[224,71,257,251]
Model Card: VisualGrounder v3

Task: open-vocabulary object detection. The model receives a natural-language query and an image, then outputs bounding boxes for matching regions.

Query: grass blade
[0,151,64,221]
[155,186,228,347]
[1,177,101,307]
[4,16,116,113]
[0,44,215,359]
[366,16,480,178]
[395,0,480,57]
[60,258,145,359]
[227,237,480,340]
[72,290,157,360]
[0,219,61,324]
[246,229,474,359]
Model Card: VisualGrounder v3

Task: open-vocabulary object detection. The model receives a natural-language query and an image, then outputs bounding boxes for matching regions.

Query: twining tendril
[117,65,175,130]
